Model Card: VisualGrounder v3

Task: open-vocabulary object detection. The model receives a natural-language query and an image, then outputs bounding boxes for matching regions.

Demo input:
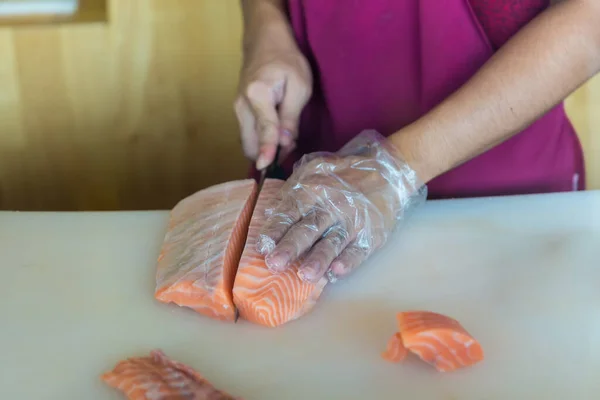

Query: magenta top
[250,0,585,199]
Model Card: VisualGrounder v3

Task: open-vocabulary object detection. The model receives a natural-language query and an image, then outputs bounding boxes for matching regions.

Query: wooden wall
[0,0,247,211]
[0,0,597,211]
[565,74,600,192]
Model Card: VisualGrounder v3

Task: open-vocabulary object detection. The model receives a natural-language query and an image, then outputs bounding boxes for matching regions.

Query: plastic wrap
[256,130,427,283]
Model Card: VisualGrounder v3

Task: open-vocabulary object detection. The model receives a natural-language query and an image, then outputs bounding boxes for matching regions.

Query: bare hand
[235,32,312,169]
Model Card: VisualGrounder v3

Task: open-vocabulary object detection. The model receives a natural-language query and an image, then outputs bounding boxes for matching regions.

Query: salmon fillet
[382,311,484,372]
[101,349,241,399]
[155,179,258,322]
[232,178,328,328]
[381,332,408,362]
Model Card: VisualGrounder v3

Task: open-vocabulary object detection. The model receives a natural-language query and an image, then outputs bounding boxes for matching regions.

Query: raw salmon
[232,178,328,327]
[154,179,258,322]
[381,332,408,362]
[101,349,241,399]
[382,311,484,372]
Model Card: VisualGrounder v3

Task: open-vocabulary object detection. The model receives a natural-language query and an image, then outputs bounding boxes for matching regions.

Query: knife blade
[258,145,286,190]
[235,145,286,323]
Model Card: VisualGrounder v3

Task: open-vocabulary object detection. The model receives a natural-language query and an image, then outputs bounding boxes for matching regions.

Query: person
[234,0,600,284]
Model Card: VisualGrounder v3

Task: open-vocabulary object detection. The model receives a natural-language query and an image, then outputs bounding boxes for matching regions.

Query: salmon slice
[154,179,258,322]
[232,178,328,328]
[383,311,484,372]
[101,349,241,399]
[381,332,408,362]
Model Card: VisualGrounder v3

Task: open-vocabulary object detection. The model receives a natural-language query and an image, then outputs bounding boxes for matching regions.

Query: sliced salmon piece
[101,349,241,399]
[383,311,484,372]
[154,179,258,322]
[232,178,328,328]
[381,332,408,362]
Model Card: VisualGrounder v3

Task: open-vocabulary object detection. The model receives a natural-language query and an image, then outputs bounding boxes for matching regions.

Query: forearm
[390,0,600,183]
[240,0,295,53]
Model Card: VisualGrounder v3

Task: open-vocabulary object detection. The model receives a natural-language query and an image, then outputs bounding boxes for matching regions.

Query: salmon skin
[232,179,328,328]
[154,179,258,322]
[382,311,484,372]
[101,349,242,399]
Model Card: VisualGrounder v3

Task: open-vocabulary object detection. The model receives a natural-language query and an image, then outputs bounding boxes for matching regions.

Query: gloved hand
[234,13,313,170]
[256,130,428,284]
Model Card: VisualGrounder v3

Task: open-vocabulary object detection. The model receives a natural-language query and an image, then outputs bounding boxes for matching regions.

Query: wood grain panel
[0,0,247,210]
[565,74,600,192]
[0,0,596,211]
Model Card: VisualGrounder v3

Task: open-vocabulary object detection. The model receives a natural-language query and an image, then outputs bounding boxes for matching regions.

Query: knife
[234,145,286,323]
[258,145,286,190]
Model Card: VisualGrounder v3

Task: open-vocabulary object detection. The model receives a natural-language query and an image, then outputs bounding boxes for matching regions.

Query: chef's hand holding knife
[235,5,427,285]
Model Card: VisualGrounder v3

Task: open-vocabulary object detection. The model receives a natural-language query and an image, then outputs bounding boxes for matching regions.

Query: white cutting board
[1,191,599,399]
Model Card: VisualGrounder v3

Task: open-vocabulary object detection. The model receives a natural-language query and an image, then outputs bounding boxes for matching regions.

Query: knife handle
[265,145,286,180]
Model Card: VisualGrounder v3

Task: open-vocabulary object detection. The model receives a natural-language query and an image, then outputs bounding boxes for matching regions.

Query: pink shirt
[260,0,585,198]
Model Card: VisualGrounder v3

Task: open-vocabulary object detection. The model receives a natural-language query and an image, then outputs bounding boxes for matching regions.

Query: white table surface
[1,190,599,399]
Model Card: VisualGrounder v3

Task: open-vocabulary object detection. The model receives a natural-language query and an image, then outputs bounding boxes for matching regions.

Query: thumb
[245,80,282,170]
[278,76,311,148]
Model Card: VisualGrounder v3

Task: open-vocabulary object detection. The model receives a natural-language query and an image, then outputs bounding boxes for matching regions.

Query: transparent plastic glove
[256,130,428,284]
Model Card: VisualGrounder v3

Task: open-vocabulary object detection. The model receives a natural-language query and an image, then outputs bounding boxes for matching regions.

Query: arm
[390,0,600,183]
[240,0,291,51]
[237,0,312,169]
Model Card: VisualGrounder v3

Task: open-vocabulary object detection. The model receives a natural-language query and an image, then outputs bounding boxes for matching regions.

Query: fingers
[278,134,296,163]
[256,195,302,256]
[327,243,371,283]
[264,209,335,273]
[279,129,295,156]
[245,80,281,170]
[278,75,310,149]
[236,65,310,167]
[326,228,387,282]
[297,226,351,283]
[234,98,258,159]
